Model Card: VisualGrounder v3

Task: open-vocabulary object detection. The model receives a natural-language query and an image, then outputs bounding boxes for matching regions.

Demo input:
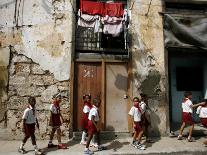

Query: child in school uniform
[178,91,204,142]
[84,98,104,155]
[48,93,67,149]
[18,97,42,155]
[196,99,207,146]
[140,94,153,143]
[129,97,146,150]
[80,94,93,145]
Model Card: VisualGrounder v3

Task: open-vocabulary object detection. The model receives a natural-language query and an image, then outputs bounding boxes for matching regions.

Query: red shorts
[134,122,143,132]
[24,123,35,136]
[182,112,194,125]
[201,118,207,128]
[88,120,97,135]
[81,113,89,130]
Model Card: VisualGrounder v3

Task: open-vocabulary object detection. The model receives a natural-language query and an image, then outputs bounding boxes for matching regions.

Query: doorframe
[70,58,133,133]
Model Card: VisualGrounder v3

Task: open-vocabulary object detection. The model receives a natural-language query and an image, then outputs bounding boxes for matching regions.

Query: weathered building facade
[0,0,206,140]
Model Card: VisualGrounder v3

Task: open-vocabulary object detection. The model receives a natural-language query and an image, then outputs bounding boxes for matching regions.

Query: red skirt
[81,113,89,130]
[182,112,194,125]
[134,122,143,132]
[49,114,61,127]
[88,120,97,135]
[201,118,207,128]
[24,123,35,136]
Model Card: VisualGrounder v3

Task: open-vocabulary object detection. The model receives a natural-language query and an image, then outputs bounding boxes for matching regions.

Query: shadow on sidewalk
[40,140,79,154]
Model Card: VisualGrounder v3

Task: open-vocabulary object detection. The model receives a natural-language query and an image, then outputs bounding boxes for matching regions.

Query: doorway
[169,49,207,130]
[73,61,130,132]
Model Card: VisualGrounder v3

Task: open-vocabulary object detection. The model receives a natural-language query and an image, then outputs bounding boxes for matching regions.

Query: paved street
[0,136,207,155]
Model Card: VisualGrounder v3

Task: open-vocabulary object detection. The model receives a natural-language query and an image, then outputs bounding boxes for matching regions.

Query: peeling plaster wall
[0,0,74,139]
[0,48,10,128]
[130,0,169,136]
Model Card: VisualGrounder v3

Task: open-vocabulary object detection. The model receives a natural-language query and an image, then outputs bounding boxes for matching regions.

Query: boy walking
[129,97,146,150]
[178,91,204,142]
[18,97,42,155]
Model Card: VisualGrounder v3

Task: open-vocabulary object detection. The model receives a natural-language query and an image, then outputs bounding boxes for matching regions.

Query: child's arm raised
[191,102,205,108]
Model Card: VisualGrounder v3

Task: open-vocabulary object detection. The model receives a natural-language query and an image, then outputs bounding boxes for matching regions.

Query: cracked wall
[130,0,169,136]
[0,0,74,139]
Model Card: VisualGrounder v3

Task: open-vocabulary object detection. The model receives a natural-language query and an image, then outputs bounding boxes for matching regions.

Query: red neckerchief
[133,102,142,113]
[84,101,93,109]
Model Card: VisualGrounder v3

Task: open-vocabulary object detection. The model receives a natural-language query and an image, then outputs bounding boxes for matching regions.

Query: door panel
[75,62,102,131]
[105,63,128,132]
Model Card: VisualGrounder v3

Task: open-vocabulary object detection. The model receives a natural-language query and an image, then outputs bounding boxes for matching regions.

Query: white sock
[81,131,87,142]
[188,136,191,139]
[85,147,89,151]
[20,143,25,149]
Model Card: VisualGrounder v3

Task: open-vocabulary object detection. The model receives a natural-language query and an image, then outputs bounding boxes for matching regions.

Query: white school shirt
[182,98,193,113]
[128,106,142,122]
[88,106,99,122]
[50,104,60,114]
[22,106,37,124]
[196,106,207,118]
[140,101,147,114]
[83,105,91,114]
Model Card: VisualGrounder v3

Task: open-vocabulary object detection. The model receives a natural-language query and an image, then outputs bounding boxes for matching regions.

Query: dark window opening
[176,67,203,91]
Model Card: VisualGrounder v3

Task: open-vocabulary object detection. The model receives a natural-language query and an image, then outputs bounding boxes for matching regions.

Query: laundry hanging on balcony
[77,10,101,33]
[78,0,127,36]
[80,1,104,16]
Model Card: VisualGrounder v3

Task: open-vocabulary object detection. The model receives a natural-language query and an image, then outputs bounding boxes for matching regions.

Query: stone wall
[130,0,169,136]
[0,0,74,139]
[6,49,70,140]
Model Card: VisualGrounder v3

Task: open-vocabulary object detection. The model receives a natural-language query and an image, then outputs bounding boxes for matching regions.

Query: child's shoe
[35,149,43,155]
[136,143,146,150]
[177,135,183,140]
[57,143,67,149]
[187,137,195,142]
[84,148,94,154]
[80,140,87,145]
[48,143,57,148]
[18,147,26,154]
[90,142,98,148]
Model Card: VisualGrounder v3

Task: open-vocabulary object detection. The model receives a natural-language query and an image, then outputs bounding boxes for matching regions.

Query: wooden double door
[74,61,129,132]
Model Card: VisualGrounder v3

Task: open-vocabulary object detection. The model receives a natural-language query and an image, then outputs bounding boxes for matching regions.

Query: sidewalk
[0,136,207,155]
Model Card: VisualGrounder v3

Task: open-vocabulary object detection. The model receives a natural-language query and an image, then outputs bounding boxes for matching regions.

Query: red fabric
[84,101,93,109]
[81,113,89,130]
[50,103,61,127]
[88,120,97,135]
[104,3,124,17]
[50,114,61,126]
[80,1,104,16]
[201,118,207,128]
[182,112,194,125]
[134,122,143,132]
[24,123,35,136]
[134,103,142,113]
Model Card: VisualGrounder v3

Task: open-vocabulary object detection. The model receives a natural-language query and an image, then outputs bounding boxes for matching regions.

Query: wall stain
[37,32,63,57]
